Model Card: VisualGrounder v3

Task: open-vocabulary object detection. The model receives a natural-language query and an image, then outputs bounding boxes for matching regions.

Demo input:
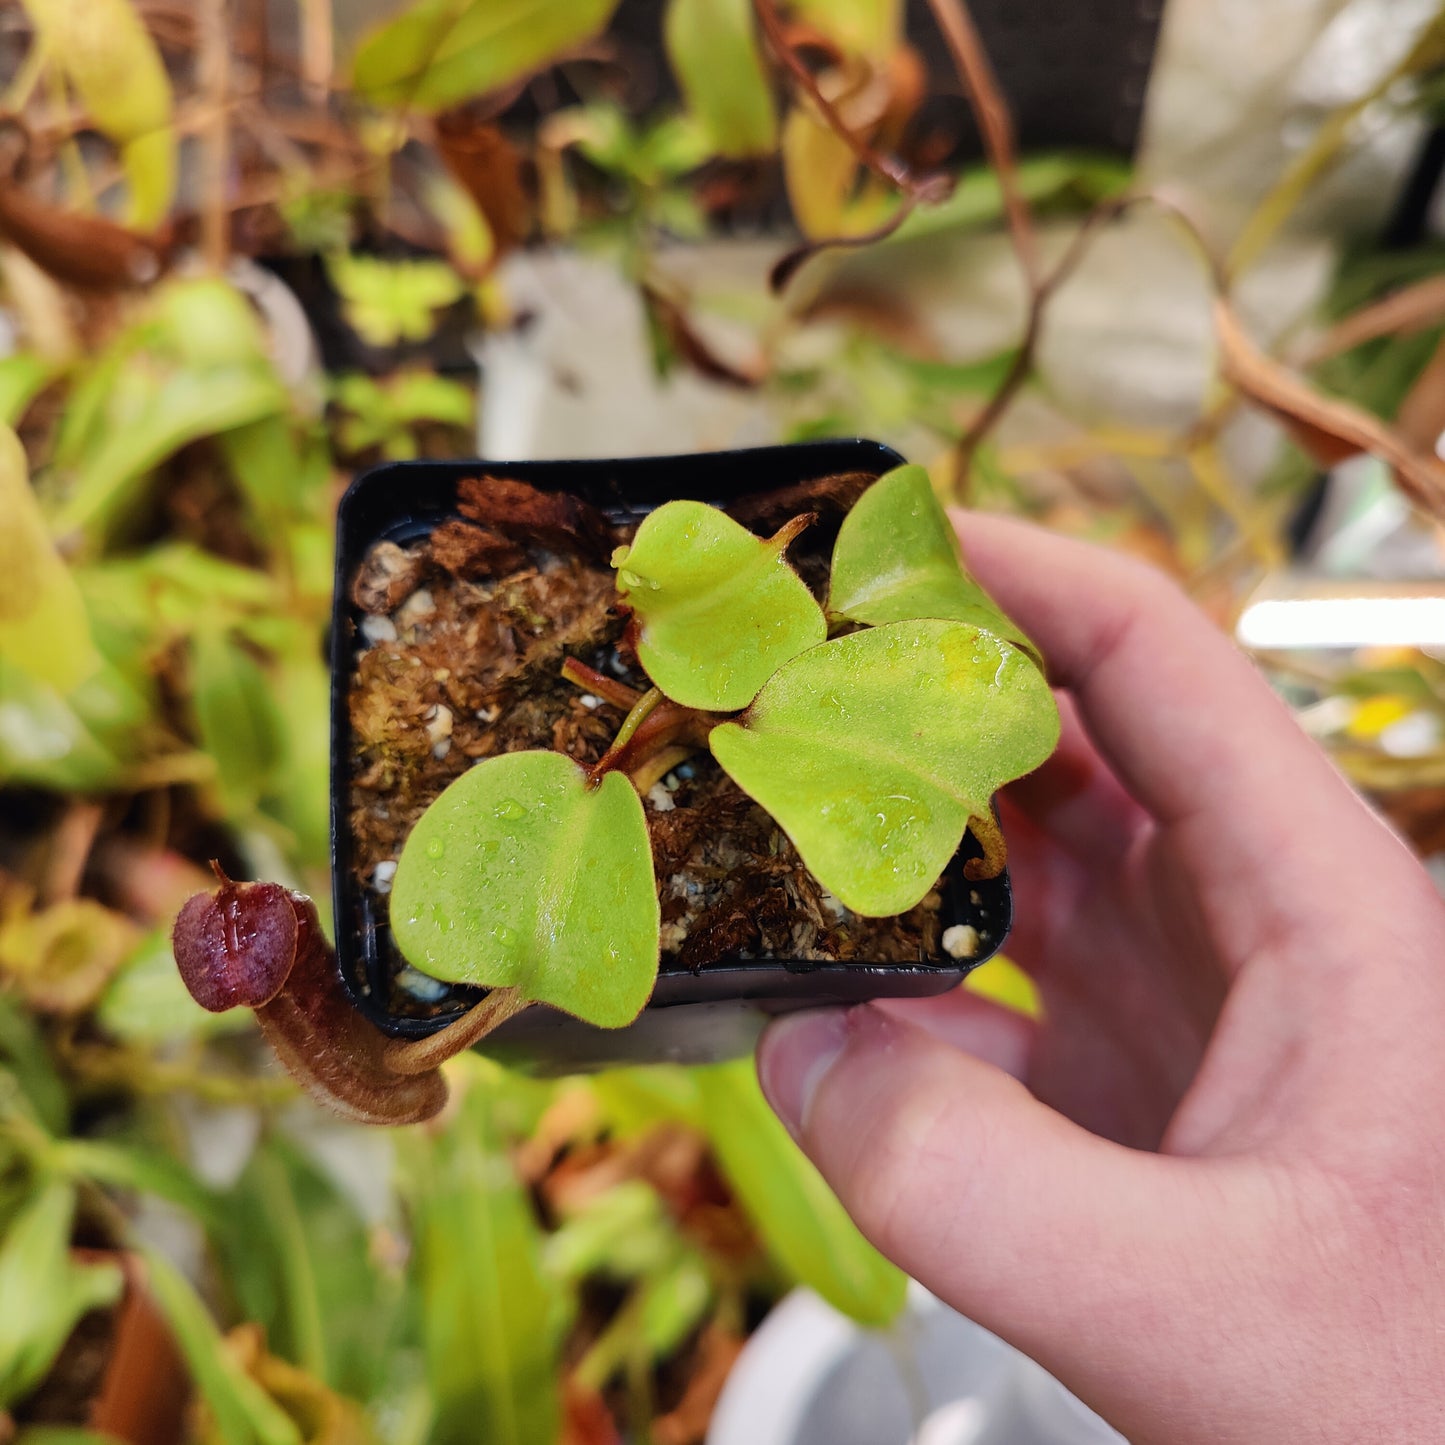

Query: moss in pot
[171,446,1058,1124]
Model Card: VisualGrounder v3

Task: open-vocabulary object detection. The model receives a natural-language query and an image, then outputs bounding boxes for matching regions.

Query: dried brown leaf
[1305,274,1445,364]
[560,1379,622,1445]
[1215,299,1445,520]
[642,283,766,388]
[429,518,527,579]
[1392,331,1445,457]
[650,1325,745,1445]
[433,113,531,257]
[457,475,618,559]
[0,178,167,290]
[726,469,875,530]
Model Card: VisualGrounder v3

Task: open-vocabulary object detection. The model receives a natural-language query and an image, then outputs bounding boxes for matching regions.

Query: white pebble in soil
[372,860,398,895]
[578,694,601,709]
[646,783,676,812]
[360,614,397,645]
[424,703,454,746]
[396,966,453,1004]
[395,588,436,630]
[942,924,980,960]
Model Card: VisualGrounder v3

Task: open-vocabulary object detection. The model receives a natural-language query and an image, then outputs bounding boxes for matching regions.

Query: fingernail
[758,1008,850,1140]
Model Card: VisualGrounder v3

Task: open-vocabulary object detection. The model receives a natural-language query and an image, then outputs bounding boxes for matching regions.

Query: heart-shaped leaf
[828,464,1039,664]
[390,750,659,1027]
[614,501,826,711]
[709,620,1058,916]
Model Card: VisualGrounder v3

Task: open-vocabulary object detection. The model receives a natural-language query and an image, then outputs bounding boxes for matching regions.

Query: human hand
[757,515,1445,1444]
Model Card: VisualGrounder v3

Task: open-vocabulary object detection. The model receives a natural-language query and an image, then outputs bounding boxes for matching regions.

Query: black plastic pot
[331,439,1015,1071]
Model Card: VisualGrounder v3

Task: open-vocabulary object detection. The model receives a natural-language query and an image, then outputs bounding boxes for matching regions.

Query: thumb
[757,1004,1277,1410]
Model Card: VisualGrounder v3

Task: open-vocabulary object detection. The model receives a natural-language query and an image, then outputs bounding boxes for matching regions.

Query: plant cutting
[386,461,1055,1026]
[172,452,1059,1123]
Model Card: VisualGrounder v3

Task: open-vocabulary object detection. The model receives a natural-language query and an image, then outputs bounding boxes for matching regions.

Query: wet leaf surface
[390,750,660,1027]
[615,501,825,711]
[710,620,1058,915]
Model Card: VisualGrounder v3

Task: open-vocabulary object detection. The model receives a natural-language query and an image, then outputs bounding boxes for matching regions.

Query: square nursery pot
[331,439,1016,1072]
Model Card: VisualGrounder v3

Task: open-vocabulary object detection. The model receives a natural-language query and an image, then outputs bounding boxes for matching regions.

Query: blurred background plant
[3,0,1445,1440]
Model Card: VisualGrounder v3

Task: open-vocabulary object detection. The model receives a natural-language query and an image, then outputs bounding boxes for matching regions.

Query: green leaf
[0,995,68,1135]
[50,364,286,542]
[97,925,252,1045]
[696,1060,906,1327]
[14,1428,127,1444]
[0,654,158,793]
[331,371,474,461]
[53,1137,221,1228]
[400,1078,563,1445]
[709,620,1059,915]
[220,417,332,540]
[189,627,282,822]
[0,1181,125,1410]
[828,463,1037,662]
[615,501,826,711]
[142,1248,304,1445]
[216,1136,399,1400]
[391,751,659,1028]
[545,1180,678,1283]
[326,254,466,348]
[261,635,333,870]
[637,1252,712,1358]
[891,152,1130,246]
[352,0,622,113]
[665,0,777,158]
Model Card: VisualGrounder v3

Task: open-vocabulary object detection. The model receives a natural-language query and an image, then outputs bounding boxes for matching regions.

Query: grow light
[1237,580,1445,651]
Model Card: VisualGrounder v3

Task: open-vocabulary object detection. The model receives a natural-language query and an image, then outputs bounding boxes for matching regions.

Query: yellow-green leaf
[326,254,466,348]
[0,423,98,692]
[828,463,1038,662]
[615,501,826,711]
[789,0,901,53]
[781,102,862,239]
[20,0,176,228]
[352,0,623,112]
[696,1060,906,1327]
[665,0,777,158]
[188,627,281,823]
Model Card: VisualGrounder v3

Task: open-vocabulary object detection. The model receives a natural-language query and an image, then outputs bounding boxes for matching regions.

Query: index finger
[952,511,1430,966]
